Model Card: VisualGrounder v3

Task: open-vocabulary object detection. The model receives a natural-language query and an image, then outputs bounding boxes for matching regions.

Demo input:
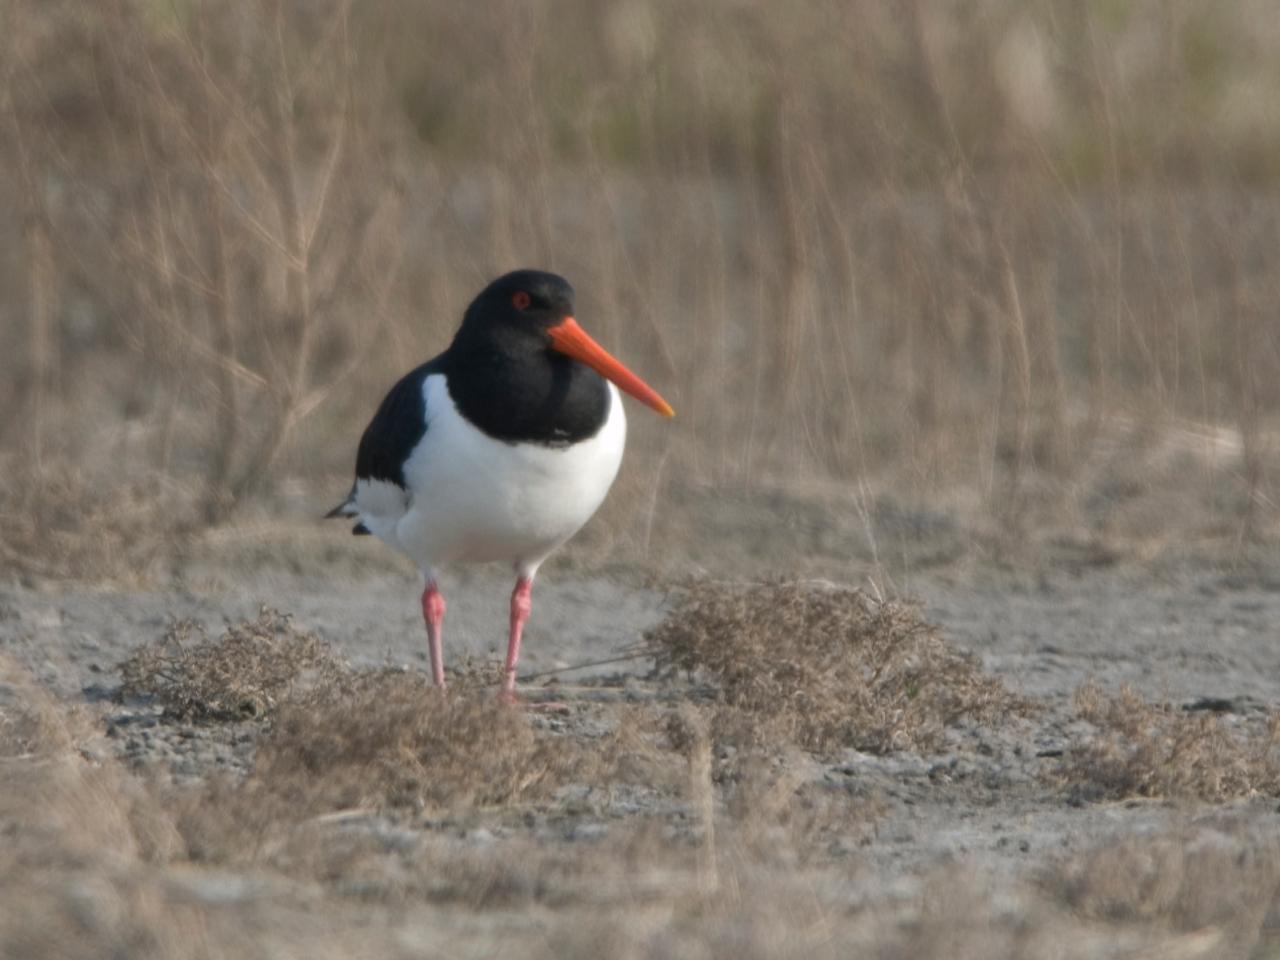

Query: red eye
[512,291,531,311]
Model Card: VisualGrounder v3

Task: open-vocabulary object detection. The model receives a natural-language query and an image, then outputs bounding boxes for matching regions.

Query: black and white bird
[327,270,673,700]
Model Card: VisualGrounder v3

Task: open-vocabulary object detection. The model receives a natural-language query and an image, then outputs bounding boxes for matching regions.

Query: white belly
[353,374,626,576]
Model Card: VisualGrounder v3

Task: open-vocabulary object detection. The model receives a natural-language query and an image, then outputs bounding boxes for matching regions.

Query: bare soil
[3,517,1279,956]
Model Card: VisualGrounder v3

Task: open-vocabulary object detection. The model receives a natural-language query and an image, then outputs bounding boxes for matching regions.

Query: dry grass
[119,607,347,721]
[1042,820,1280,958]
[8,651,1280,958]
[0,658,203,959]
[2,9,1279,950]
[109,590,896,855]
[172,673,581,878]
[0,663,167,854]
[649,579,1028,754]
[0,657,417,959]
[537,822,1280,960]
[108,603,881,879]
[1055,680,1280,803]
[250,671,574,813]
[0,460,189,582]
[2,1,1278,580]
[116,608,586,826]
[1047,821,1280,927]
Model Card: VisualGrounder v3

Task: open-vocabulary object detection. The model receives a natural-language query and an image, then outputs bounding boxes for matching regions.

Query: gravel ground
[6,559,1280,859]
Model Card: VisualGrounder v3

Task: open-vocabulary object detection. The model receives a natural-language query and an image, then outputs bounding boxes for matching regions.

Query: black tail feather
[325,484,356,519]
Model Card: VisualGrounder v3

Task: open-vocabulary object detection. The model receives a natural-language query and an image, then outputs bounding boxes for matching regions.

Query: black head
[445,268,674,440]
[461,269,576,336]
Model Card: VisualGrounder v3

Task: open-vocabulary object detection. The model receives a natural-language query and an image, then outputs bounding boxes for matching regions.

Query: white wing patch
[352,477,411,544]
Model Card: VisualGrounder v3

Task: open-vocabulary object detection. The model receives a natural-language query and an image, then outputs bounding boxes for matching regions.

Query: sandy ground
[4,538,1280,926]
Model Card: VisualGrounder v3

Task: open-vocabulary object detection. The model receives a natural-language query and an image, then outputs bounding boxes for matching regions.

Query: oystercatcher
[327,270,673,699]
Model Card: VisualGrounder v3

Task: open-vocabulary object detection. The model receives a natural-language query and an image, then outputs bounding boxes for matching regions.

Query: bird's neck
[443,331,610,446]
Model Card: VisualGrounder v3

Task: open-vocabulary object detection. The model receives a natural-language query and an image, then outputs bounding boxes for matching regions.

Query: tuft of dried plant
[255,670,574,813]
[1054,680,1280,802]
[116,608,641,852]
[648,580,1027,754]
[13,651,1280,958]
[175,671,580,865]
[119,607,346,722]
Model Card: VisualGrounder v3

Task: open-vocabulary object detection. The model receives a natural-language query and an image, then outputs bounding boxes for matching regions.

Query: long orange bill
[548,317,675,417]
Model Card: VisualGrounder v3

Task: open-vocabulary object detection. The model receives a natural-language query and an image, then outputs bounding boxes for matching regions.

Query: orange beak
[548,317,675,418]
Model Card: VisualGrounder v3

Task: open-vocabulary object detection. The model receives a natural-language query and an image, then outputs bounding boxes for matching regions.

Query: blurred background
[2,0,1277,582]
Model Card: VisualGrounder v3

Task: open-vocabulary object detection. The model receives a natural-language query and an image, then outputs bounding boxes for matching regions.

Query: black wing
[326,355,446,523]
[354,355,446,487]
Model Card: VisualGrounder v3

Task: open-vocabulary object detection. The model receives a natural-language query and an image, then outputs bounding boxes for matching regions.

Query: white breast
[352,374,626,577]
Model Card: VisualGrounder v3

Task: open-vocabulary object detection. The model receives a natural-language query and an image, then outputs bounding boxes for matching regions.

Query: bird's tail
[324,488,370,534]
[324,500,355,519]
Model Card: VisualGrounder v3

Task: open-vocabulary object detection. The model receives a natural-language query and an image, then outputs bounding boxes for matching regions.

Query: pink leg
[501,576,533,701]
[421,582,446,688]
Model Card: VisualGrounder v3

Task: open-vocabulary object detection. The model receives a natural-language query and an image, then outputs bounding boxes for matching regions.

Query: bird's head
[462,269,674,418]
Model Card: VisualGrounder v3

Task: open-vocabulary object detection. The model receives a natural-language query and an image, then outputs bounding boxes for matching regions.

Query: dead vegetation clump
[252,670,573,813]
[173,672,577,869]
[1055,680,1280,803]
[119,607,347,721]
[648,580,1026,754]
[116,609,580,822]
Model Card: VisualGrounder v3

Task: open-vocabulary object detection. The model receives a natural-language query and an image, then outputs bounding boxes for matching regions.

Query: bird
[327,269,673,701]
